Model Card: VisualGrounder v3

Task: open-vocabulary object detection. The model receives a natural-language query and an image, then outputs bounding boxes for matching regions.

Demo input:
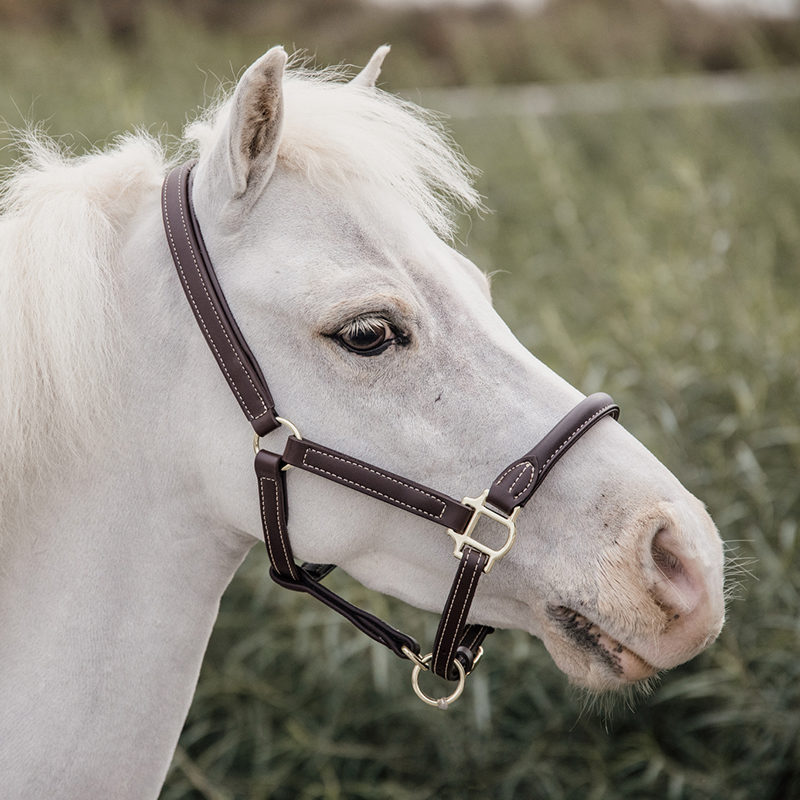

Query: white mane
[0,133,166,526]
[0,63,480,526]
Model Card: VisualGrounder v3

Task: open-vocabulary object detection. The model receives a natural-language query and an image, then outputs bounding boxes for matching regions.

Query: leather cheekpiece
[162,163,280,435]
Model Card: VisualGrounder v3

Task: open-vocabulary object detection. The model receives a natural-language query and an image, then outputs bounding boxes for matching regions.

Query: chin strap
[163,161,620,708]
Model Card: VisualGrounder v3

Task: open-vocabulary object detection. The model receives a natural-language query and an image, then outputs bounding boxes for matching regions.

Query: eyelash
[333,315,408,356]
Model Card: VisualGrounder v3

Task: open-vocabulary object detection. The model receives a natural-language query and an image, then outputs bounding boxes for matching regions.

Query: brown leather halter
[162,162,620,708]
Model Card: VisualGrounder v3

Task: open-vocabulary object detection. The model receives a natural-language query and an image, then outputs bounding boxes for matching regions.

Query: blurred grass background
[1,1,798,798]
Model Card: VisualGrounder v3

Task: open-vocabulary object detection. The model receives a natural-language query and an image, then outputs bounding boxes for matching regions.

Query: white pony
[0,47,724,797]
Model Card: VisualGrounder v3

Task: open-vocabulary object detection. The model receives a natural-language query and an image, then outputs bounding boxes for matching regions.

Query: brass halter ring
[407,651,466,710]
[253,416,303,455]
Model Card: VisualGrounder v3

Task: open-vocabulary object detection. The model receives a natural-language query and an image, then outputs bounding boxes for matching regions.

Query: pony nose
[649,526,706,616]
[644,515,725,663]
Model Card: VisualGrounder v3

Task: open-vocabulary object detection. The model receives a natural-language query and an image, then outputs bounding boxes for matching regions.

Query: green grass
[2,6,799,800]
[161,101,800,800]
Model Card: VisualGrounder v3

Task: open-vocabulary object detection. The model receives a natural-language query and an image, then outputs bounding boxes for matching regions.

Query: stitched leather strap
[254,449,300,580]
[487,393,620,515]
[270,566,421,659]
[162,163,280,435]
[255,448,423,659]
[431,547,489,679]
[282,436,474,532]
[265,397,620,680]
[458,624,494,664]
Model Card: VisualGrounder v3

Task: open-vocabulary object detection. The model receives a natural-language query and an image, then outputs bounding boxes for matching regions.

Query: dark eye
[336,316,403,356]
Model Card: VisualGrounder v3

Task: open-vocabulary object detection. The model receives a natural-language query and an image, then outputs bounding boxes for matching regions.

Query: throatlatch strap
[162,163,280,435]
[270,567,421,659]
[255,448,422,660]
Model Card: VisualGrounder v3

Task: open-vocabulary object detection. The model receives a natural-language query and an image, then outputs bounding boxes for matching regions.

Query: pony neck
[0,437,249,798]
[0,203,252,799]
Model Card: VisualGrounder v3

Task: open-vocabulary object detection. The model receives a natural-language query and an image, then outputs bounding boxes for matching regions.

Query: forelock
[185,63,482,239]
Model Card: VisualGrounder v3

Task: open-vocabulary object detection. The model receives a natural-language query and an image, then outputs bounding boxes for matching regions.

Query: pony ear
[212,46,287,199]
[350,45,390,88]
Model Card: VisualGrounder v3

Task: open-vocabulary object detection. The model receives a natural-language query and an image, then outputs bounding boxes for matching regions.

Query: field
[2,4,798,799]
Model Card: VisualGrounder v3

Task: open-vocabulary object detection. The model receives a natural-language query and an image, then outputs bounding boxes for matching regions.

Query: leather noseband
[162,162,620,707]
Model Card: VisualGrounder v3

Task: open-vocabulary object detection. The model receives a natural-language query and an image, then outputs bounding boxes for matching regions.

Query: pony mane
[0,132,166,526]
[0,60,479,526]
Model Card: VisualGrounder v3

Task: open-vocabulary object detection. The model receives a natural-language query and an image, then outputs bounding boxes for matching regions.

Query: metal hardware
[410,653,466,710]
[276,417,302,440]
[401,645,429,671]
[456,644,485,673]
[253,417,303,459]
[447,490,520,573]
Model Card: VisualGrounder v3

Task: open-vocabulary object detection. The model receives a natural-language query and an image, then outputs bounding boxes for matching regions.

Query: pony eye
[336,317,400,356]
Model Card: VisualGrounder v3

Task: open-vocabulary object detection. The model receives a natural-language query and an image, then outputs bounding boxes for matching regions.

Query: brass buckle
[447,490,520,573]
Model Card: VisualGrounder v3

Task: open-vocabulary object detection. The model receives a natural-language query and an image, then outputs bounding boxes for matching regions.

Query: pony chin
[541,626,660,694]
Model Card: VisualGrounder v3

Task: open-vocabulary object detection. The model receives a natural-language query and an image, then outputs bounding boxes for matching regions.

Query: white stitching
[508,462,535,499]
[492,460,536,498]
[163,167,269,420]
[258,475,279,568]
[493,404,615,501]
[433,561,468,674]
[494,460,532,488]
[540,404,615,474]
[300,446,448,520]
[434,553,482,675]
[258,474,298,580]
[462,626,483,651]
[493,463,519,484]
[449,561,481,663]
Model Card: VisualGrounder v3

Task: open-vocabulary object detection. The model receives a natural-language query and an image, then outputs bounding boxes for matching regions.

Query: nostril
[651,527,685,582]
[649,527,703,616]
